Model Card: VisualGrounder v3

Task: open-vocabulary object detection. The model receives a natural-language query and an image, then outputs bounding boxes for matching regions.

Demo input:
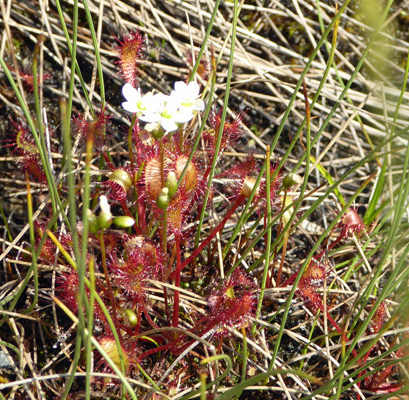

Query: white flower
[139,92,193,133]
[121,81,204,134]
[121,83,157,115]
[172,81,205,113]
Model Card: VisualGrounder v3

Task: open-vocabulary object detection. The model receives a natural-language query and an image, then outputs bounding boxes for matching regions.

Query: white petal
[186,81,200,98]
[167,103,179,114]
[139,113,161,123]
[174,81,188,94]
[122,101,139,113]
[99,195,111,213]
[174,111,194,124]
[178,105,194,114]
[161,118,178,132]
[146,93,168,114]
[193,99,205,111]
[122,83,140,102]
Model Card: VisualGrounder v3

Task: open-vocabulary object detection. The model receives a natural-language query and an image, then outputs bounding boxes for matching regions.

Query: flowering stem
[253,146,272,333]
[162,208,168,255]
[128,115,137,169]
[179,195,245,273]
[164,242,177,282]
[172,233,182,327]
[98,230,119,331]
[159,138,165,187]
[276,189,288,286]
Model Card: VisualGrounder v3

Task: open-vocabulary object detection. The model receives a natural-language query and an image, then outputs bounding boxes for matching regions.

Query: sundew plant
[0,0,408,399]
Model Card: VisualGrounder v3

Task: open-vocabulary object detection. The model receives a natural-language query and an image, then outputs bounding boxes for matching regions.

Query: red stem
[134,306,142,335]
[175,195,245,276]
[316,301,358,359]
[141,301,160,330]
[316,233,344,259]
[138,198,147,233]
[137,342,174,362]
[172,233,182,327]
[171,321,217,356]
[102,152,115,170]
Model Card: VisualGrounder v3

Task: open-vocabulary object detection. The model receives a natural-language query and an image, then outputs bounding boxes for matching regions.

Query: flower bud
[138,129,155,146]
[165,171,178,197]
[109,169,132,192]
[145,122,164,139]
[87,209,99,234]
[113,216,135,228]
[156,187,170,210]
[98,195,112,229]
[125,309,138,329]
[283,173,302,189]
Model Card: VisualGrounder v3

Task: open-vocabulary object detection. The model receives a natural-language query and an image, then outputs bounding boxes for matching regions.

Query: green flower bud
[283,173,302,189]
[113,216,135,228]
[87,209,99,234]
[165,171,178,197]
[145,122,164,139]
[156,187,170,210]
[125,309,138,329]
[97,195,112,229]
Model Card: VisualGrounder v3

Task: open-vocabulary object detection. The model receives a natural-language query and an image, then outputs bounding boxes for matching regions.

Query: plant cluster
[1,1,408,398]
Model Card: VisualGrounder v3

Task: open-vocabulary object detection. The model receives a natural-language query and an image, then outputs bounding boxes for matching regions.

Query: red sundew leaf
[114,30,144,88]
[72,106,112,152]
[340,207,366,238]
[203,108,246,154]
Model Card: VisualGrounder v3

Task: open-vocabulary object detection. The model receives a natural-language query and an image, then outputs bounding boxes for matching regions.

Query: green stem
[128,115,137,169]
[53,0,95,116]
[99,230,119,329]
[85,257,95,400]
[172,233,182,327]
[81,0,105,107]
[180,195,245,273]
[24,175,38,314]
[194,0,239,248]
[253,146,271,333]
[188,0,221,82]
[162,208,168,255]
[59,3,85,398]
